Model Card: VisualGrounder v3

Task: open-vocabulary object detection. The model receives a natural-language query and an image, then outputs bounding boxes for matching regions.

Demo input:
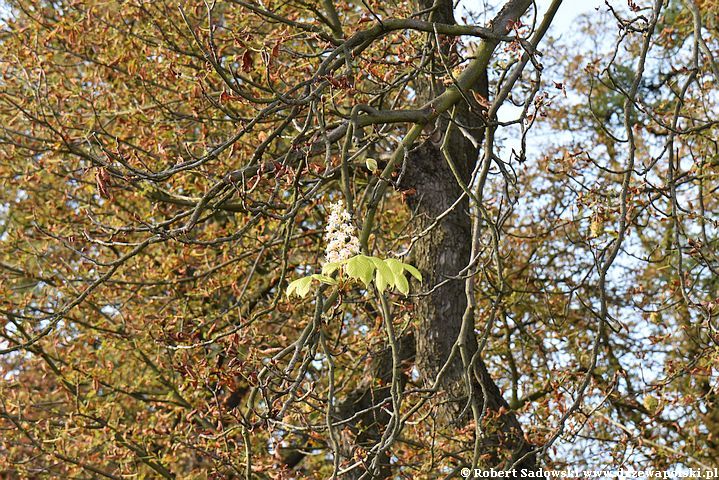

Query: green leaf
[286,276,314,298]
[370,257,394,281]
[384,258,404,276]
[310,274,336,285]
[322,262,340,276]
[286,279,299,297]
[348,255,375,287]
[365,157,378,172]
[345,256,363,282]
[370,257,394,292]
[375,266,391,292]
[394,271,409,295]
[403,263,422,282]
[385,258,410,295]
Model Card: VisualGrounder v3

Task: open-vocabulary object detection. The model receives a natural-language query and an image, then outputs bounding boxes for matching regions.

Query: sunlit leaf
[322,262,340,276]
[287,276,314,298]
[311,274,337,285]
[369,257,394,292]
[394,270,409,295]
[404,263,422,282]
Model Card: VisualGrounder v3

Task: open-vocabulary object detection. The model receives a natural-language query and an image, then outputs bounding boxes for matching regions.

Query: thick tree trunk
[402,141,536,470]
[403,141,473,424]
[404,0,537,470]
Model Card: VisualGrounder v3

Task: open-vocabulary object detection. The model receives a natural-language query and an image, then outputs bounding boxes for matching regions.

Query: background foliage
[1,0,719,477]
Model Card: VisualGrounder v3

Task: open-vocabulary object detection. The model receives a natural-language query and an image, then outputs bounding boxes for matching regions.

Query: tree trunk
[403,0,537,470]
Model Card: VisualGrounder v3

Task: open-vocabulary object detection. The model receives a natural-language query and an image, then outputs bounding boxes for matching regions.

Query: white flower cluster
[324,201,360,264]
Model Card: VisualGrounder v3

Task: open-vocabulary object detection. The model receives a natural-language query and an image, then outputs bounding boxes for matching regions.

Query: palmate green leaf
[370,257,394,281]
[357,256,376,287]
[385,258,421,294]
[344,256,361,281]
[384,258,404,276]
[394,270,409,295]
[290,256,420,299]
[286,273,337,299]
[375,265,392,292]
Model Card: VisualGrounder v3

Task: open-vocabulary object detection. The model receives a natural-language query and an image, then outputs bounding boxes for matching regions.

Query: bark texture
[403,0,537,470]
[401,141,536,470]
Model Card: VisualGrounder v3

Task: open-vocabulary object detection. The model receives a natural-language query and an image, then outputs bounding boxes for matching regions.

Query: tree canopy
[1,0,719,478]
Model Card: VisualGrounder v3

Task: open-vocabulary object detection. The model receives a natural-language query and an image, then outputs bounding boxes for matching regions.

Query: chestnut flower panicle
[324,201,360,264]
[287,201,421,298]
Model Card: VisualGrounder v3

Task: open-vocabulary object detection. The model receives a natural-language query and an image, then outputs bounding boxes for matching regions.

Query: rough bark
[401,142,535,470]
[403,0,537,470]
[402,141,473,424]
